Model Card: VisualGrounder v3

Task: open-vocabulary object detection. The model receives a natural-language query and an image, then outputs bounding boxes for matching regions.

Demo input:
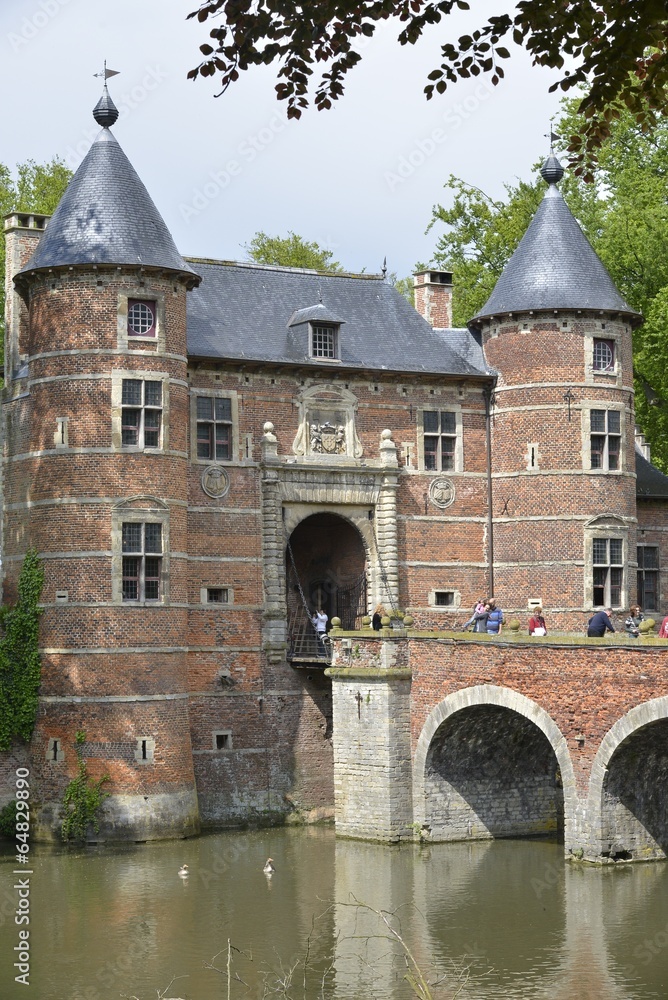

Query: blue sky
[1,0,565,277]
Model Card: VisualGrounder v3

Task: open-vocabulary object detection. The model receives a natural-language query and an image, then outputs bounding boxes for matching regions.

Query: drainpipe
[483,383,496,598]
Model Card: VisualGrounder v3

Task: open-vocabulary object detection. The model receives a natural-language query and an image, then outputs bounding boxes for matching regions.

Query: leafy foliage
[0,158,72,340]
[0,549,44,752]
[61,731,110,843]
[187,0,668,158]
[244,230,343,271]
[0,800,18,839]
[426,91,668,470]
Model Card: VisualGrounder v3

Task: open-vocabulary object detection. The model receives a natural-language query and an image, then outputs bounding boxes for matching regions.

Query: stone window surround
[134,736,156,764]
[46,737,65,763]
[117,287,167,352]
[190,389,240,465]
[428,589,461,609]
[111,369,170,453]
[580,401,625,473]
[111,498,170,605]
[200,586,233,605]
[212,730,233,751]
[584,327,622,385]
[583,515,629,610]
[416,404,464,474]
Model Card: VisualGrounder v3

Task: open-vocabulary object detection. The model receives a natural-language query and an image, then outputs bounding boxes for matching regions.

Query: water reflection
[0,830,667,999]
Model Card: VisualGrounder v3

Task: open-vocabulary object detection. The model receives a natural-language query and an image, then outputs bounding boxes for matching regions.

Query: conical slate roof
[472,157,639,322]
[19,123,198,285]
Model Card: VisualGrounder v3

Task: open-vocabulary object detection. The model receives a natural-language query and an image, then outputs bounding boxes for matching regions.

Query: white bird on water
[263,858,275,876]
[178,864,189,878]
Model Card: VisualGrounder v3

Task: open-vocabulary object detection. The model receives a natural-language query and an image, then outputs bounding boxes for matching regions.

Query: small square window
[214,731,232,750]
[127,300,157,337]
[207,588,228,604]
[435,591,455,606]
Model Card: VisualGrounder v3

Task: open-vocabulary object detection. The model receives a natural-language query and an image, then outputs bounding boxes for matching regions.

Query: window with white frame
[196,396,232,460]
[122,522,163,601]
[127,299,157,338]
[423,410,457,471]
[592,338,615,372]
[590,409,621,470]
[637,545,659,611]
[121,379,162,448]
[310,324,338,359]
[592,537,623,607]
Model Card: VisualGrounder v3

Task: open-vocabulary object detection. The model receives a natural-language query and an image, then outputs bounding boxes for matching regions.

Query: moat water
[1,827,667,1000]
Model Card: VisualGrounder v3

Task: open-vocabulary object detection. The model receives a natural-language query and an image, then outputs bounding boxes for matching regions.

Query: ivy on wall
[0,549,44,752]
[61,731,110,842]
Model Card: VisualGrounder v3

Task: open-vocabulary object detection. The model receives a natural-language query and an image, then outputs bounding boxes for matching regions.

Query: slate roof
[186,259,493,377]
[473,161,640,322]
[636,449,668,499]
[18,128,198,284]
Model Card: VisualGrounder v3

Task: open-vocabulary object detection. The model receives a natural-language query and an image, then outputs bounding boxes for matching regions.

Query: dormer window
[128,299,157,337]
[311,323,338,360]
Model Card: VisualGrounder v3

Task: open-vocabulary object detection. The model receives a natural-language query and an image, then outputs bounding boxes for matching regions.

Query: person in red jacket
[529,606,547,636]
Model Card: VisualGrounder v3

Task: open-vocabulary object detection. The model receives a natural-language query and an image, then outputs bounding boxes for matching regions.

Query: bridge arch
[587,695,668,861]
[413,685,577,847]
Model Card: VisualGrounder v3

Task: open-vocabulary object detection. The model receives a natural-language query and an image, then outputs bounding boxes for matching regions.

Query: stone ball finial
[263,421,275,435]
[93,85,119,128]
[540,154,564,186]
[381,428,393,441]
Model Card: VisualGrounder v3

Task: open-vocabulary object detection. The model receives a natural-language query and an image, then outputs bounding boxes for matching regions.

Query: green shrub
[0,801,17,839]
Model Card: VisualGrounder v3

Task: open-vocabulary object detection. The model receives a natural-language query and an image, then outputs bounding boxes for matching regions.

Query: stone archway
[586,696,668,862]
[286,512,368,629]
[413,686,577,850]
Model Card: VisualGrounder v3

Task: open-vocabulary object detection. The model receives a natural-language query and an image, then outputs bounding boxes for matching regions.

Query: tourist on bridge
[528,606,547,636]
[587,607,615,637]
[624,605,645,637]
[312,608,328,653]
[461,598,487,631]
[486,599,504,635]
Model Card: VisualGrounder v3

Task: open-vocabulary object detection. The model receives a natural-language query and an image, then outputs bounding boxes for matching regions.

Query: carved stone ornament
[310,421,346,455]
[201,465,230,499]
[429,476,455,509]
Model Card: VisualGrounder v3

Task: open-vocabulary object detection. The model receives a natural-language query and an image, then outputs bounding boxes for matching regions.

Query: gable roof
[18,128,198,285]
[473,157,640,323]
[185,259,493,377]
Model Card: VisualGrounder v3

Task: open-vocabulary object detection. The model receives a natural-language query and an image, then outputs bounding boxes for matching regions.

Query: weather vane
[94,61,120,83]
[544,119,559,153]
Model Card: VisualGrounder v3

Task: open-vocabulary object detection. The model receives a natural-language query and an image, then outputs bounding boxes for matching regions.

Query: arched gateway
[413,687,577,847]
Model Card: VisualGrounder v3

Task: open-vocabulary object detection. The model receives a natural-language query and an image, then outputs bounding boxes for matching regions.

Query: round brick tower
[4,86,201,839]
[469,155,642,629]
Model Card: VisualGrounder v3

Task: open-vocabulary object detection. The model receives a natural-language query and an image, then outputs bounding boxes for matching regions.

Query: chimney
[413,269,453,329]
[4,212,49,380]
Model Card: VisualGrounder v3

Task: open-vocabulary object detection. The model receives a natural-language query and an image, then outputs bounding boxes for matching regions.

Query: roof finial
[381,256,387,279]
[540,120,564,185]
[93,61,120,128]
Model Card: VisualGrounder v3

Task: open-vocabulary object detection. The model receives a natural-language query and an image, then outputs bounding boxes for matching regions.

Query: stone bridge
[326,629,668,863]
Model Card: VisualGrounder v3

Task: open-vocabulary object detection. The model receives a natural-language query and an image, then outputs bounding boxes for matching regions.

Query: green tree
[244,231,343,271]
[426,92,668,470]
[0,157,72,340]
[187,0,668,159]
